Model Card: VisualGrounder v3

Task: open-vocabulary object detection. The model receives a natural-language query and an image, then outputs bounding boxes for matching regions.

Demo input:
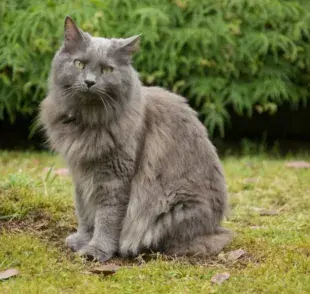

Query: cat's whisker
[98,94,108,113]
[95,89,116,111]
[94,89,114,109]
[66,89,78,102]
[60,87,74,97]
[102,92,115,105]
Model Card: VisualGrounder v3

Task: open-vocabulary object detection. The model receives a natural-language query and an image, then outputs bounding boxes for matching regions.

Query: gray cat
[40,16,233,262]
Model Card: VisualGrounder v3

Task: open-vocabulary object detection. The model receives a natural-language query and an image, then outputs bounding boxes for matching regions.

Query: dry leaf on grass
[251,206,265,212]
[88,265,120,276]
[285,161,310,169]
[0,268,19,281]
[250,226,268,230]
[243,177,259,183]
[259,209,278,216]
[251,207,279,216]
[211,272,230,285]
[227,249,247,261]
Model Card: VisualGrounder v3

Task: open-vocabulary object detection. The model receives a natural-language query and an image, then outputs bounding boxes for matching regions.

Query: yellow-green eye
[101,66,113,74]
[74,60,85,69]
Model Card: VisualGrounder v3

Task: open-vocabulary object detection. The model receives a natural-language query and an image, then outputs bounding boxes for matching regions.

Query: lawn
[0,151,309,293]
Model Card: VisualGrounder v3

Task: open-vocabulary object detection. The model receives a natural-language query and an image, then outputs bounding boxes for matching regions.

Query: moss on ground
[0,151,309,293]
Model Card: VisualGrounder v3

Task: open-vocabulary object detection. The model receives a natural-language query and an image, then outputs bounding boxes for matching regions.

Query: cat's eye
[74,59,85,69]
[101,66,113,75]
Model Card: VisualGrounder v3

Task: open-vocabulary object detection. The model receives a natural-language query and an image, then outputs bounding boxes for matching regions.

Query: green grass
[0,151,309,293]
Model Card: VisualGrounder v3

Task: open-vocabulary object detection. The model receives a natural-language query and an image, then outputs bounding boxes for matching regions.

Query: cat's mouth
[63,85,116,109]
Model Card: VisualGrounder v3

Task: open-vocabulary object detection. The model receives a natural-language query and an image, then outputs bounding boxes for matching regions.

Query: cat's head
[51,16,140,107]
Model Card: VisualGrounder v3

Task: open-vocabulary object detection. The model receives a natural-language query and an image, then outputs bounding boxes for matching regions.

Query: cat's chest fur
[64,121,137,218]
[41,95,143,207]
[41,96,142,166]
[60,121,137,179]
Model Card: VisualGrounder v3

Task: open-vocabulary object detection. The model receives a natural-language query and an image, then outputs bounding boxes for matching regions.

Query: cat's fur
[40,16,233,262]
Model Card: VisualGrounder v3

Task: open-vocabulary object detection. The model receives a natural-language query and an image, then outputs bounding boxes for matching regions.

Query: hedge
[1,0,310,137]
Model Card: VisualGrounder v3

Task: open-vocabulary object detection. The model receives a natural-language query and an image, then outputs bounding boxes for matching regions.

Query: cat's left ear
[63,16,84,51]
[116,35,141,63]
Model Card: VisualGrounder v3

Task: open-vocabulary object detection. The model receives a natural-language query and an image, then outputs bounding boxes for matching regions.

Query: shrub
[1,0,310,136]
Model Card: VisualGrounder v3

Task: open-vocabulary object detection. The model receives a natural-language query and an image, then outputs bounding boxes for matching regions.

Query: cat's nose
[85,79,96,88]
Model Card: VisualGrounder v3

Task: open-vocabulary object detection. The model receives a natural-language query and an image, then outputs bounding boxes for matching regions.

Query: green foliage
[1,0,310,136]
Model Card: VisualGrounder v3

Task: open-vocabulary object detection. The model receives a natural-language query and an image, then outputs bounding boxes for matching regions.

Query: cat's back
[142,86,208,139]
[142,86,200,129]
[141,86,221,177]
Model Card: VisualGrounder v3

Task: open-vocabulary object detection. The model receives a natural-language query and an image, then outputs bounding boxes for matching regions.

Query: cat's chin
[77,92,108,106]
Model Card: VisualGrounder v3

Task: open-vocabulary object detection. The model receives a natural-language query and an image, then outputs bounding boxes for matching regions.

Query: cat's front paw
[78,244,113,263]
[65,232,91,252]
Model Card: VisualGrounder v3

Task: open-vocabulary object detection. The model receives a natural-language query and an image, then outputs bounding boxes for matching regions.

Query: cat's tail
[164,227,233,257]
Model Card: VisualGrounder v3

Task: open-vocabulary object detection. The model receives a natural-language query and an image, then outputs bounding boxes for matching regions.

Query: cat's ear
[64,16,83,50]
[119,35,141,54]
[115,35,141,64]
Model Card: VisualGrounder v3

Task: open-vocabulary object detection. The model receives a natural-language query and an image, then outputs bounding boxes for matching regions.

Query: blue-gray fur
[40,16,233,262]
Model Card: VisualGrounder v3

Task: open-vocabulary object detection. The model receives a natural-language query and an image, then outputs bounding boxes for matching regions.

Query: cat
[39,16,233,262]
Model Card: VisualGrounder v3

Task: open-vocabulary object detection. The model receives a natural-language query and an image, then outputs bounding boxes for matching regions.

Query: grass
[0,150,309,293]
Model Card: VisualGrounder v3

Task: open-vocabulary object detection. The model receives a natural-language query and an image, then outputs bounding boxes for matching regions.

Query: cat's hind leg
[119,176,232,258]
[140,203,233,257]
[119,180,165,257]
[163,227,233,256]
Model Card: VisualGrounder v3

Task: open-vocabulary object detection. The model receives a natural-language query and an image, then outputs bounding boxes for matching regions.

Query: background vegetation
[1,0,310,137]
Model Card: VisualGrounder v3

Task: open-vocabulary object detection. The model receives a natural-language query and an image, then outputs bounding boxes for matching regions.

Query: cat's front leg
[65,185,93,252]
[65,226,92,252]
[78,201,124,262]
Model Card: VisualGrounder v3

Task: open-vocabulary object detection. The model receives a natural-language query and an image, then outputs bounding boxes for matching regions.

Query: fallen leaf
[88,265,120,276]
[250,226,268,230]
[211,272,230,285]
[285,161,310,169]
[250,207,279,216]
[259,209,278,216]
[0,268,19,280]
[243,178,259,183]
[227,249,247,261]
[251,206,265,212]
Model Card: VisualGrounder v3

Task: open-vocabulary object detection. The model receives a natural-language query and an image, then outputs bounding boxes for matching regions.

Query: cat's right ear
[63,16,83,51]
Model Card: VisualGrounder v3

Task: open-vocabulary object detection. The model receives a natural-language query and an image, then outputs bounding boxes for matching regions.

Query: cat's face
[52,16,140,106]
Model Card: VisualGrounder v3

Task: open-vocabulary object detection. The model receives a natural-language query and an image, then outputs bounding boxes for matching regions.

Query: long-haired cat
[40,16,233,262]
